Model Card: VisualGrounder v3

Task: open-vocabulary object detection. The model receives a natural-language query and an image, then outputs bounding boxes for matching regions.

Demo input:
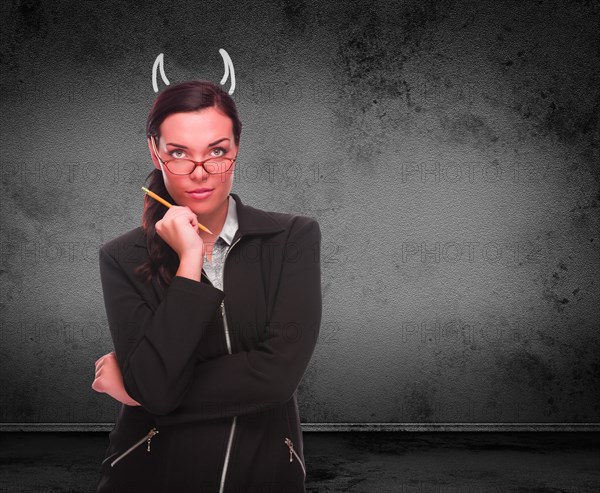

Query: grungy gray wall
[0,0,598,425]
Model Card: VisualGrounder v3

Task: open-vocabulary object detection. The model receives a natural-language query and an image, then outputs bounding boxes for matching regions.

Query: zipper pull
[284,437,294,462]
[284,436,307,478]
[146,427,159,452]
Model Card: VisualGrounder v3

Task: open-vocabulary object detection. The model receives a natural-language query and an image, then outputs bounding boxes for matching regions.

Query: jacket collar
[218,193,239,246]
[134,192,285,247]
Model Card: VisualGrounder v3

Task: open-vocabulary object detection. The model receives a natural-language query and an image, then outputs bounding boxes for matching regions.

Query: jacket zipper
[109,427,159,468]
[284,437,307,478]
[218,235,242,493]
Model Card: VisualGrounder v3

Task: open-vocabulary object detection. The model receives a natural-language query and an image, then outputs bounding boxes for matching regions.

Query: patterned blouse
[201,194,239,291]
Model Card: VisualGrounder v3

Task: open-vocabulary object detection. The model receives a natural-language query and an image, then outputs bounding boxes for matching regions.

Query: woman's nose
[190,163,210,182]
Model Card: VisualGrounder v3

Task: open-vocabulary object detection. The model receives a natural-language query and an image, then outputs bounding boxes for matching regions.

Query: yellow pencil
[141,186,213,234]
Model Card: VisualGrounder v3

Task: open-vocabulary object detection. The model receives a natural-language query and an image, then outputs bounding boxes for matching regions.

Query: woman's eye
[211,147,226,157]
[170,149,186,159]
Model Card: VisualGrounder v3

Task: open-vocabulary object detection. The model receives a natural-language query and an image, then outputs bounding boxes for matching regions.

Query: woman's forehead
[159,109,234,143]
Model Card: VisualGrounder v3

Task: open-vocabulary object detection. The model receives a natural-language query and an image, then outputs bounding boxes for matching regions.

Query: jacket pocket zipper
[109,427,159,468]
[284,437,306,478]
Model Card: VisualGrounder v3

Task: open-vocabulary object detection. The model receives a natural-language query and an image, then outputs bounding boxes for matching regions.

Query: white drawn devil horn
[152,50,236,95]
[152,53,170,93]
[219,49,236,95]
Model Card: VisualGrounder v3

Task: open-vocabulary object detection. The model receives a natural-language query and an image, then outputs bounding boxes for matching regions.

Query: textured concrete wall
[1,0,598,425]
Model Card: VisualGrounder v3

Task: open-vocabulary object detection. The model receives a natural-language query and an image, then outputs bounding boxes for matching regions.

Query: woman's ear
[147,137,161,170]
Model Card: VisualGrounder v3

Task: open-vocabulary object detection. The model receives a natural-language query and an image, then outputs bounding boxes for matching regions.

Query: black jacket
[96,192,322,493]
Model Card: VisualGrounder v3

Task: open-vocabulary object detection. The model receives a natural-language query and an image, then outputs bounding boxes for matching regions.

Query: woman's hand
[155,205,205,258]
[92,351,141,407]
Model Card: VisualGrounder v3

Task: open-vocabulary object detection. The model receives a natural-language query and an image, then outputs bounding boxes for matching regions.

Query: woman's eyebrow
[166,138,231,149]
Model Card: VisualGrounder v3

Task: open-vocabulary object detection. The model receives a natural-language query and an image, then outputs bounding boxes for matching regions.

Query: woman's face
[148,107,238,221]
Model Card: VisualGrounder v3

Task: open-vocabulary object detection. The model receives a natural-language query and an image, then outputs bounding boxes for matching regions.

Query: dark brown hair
[134,80,242,290]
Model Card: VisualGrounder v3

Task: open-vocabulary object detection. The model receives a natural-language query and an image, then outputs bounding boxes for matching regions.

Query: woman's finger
[91,378,104,392]
[95,351,114,366]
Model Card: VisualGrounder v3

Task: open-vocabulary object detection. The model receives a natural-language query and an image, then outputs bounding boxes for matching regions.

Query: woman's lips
[186,189,214,200]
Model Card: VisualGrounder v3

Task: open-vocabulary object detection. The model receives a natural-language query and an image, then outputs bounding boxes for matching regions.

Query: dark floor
[0,432,598,492]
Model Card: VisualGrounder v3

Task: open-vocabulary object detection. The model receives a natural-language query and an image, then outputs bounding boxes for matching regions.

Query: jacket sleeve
[154,218,322,424]
[98,244,225,415]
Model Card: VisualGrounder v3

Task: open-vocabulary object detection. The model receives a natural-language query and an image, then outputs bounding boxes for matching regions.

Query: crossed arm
[92,219,322,421]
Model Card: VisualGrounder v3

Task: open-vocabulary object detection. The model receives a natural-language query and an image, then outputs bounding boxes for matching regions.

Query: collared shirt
[202,194,238,291]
